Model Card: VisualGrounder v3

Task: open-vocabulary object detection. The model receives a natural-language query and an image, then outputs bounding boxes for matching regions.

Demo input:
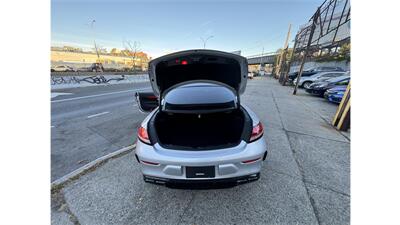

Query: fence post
[332,81,351,130]
[293,8,320,95]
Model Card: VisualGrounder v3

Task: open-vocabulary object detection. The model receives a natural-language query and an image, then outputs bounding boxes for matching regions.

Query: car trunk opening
[148,108,252,150]
[145,50,250,150]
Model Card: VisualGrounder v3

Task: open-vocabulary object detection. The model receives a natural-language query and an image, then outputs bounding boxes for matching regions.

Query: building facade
[51,47,150,71]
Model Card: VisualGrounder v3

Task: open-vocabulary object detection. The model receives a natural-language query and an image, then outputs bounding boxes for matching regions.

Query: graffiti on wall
[79,75,125,84]
[51,75,126,85]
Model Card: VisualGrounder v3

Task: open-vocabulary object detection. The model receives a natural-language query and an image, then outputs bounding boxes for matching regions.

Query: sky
[51,0,322,58]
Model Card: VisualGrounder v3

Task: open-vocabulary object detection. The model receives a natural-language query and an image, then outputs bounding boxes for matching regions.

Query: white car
[294,71,347,89]
[248,72,254,79]
[135,50,268,187]
[52,65,75,72]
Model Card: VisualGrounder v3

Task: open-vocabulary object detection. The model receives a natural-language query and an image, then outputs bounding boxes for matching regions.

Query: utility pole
[276,24,291,80]
[282,34,298,86]
[293,8,319,95]
[283,24,292,51]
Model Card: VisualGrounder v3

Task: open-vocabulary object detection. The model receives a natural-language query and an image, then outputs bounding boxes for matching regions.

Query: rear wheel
[303,81,312,89]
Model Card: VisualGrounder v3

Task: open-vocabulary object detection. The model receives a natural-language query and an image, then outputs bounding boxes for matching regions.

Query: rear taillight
[138,126,151,144]
[250,122,264,142]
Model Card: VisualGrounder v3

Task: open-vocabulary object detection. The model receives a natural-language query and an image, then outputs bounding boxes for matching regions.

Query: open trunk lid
[148,49,248,97]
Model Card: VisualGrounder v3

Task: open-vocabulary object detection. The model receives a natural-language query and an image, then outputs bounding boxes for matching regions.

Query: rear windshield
[161,82,238,114]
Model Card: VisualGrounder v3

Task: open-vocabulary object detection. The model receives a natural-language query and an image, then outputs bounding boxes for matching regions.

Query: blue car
[324,86,348,103]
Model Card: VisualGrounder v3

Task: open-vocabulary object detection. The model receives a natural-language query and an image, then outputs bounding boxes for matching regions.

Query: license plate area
[186,166,215,178]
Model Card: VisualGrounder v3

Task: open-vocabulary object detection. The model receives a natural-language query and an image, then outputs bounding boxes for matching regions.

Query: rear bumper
[135,138,267,181]
[328,95,342,103]
[143,173,260,188]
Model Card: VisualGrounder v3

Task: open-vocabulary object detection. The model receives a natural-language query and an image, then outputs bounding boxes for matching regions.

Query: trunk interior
[149,108,252,150]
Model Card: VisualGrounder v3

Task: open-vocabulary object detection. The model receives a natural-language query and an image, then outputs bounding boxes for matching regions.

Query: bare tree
[123,40,141,72]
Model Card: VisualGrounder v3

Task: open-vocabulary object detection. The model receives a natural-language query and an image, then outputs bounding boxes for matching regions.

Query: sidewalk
[51,77,350,225]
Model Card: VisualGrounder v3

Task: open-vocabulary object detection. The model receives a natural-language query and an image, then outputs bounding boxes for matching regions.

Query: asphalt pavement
[51,81,152,181]
[51,77,350,225]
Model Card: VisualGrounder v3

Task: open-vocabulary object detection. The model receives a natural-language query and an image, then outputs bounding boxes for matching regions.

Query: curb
[51,144,136,191]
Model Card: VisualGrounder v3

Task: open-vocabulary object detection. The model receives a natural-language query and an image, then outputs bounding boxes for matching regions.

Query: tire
[302,81,312,89]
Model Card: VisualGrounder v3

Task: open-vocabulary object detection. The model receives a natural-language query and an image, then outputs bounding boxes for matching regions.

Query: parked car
[306,75,350,97]
[324,86,348,104]
[288,66,345,81]
[52,65,75,72]
[103,67,120,72]
[89,63,104,72]
[134,50,268,187]
[248,72,254,79]
[293,71,347,88]
[76,67,90,72]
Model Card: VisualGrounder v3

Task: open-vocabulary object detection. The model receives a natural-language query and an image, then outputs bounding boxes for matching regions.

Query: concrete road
[51,81,152,181]
[52,77,350,225]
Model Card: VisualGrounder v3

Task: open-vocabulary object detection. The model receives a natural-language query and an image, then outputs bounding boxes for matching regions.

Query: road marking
[51,92,72,99]
[51,87,151,103]
[87,111,110,119]
[51,126,55,128]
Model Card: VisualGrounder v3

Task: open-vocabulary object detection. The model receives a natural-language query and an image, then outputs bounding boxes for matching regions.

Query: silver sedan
[294,71,347,89]
[134,50,268,187]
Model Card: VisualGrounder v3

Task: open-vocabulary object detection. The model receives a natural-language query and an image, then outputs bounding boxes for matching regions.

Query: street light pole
[90,19,100,60]
[200,35,214,49]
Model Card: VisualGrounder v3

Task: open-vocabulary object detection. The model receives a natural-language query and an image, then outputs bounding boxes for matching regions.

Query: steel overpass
[246,53,278,65]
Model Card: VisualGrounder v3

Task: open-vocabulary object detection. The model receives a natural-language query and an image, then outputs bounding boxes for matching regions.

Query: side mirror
[135,91,159,113]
